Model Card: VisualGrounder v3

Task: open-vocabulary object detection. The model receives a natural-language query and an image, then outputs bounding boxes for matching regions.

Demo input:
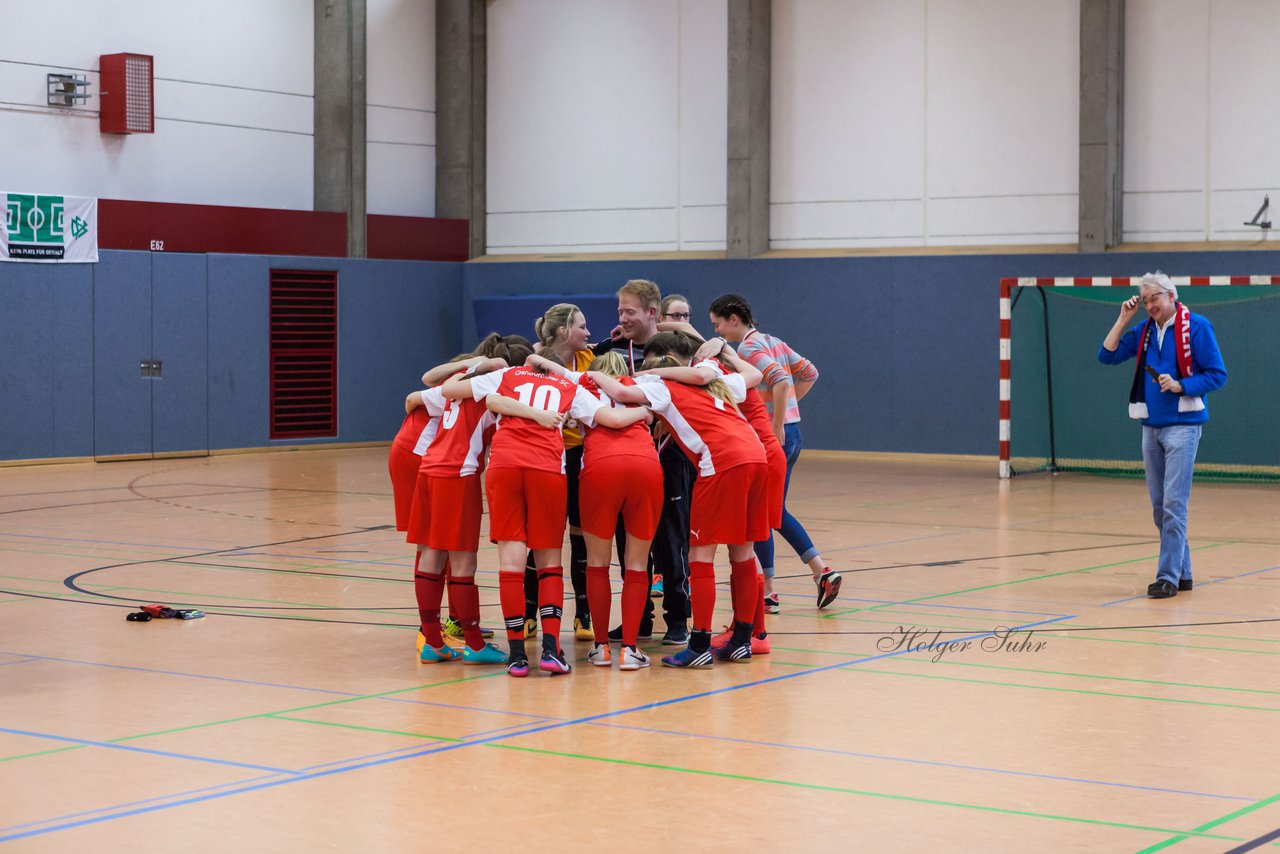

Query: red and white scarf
[1128,301,1199,419]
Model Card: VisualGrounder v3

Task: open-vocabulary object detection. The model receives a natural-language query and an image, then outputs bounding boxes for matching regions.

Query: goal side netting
[999,276,1280,480]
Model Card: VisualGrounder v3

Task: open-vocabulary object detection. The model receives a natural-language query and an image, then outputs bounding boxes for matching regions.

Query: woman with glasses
[660,294,692,323]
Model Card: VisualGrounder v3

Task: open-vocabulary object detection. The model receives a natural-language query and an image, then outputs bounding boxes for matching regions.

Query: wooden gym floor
[2,448,1278,852]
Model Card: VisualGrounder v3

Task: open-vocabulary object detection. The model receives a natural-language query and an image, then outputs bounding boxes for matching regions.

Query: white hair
[1139,271,1178,300]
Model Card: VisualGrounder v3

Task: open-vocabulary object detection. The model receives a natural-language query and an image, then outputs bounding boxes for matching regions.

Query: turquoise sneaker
[419,644,462,663]
[650,574,664,598]
[462,642,507,665]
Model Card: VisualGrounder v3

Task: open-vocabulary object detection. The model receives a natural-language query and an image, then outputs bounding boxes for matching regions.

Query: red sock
[447,577,484,651]
[752,572,768,636]
[621,569,649,646]
[498,571,526,642]
[689,561,716,632]
[414,570,446,647]
[585,565,611,644]
[729,559,758,625]
[537,566,565,644]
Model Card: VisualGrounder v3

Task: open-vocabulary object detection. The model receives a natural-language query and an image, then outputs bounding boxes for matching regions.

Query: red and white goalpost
[998,275,1280,479]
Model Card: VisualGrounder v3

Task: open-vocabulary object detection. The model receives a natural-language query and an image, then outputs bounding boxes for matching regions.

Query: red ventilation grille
[100,53,154,134]
[270,269,337,439]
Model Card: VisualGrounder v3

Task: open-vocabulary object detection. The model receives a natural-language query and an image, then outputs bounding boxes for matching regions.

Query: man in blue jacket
[1099,272,1228,598]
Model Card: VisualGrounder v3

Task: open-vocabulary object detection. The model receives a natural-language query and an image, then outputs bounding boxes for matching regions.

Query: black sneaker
[1178,578,1193,591]
[608,619,654,643]
[713,638,753,663]
[661,622,689,645]
[539,639,572,675]
[816,569,843,609]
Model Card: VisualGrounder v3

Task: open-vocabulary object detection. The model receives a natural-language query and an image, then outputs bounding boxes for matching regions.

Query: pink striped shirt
[737,329,818,424]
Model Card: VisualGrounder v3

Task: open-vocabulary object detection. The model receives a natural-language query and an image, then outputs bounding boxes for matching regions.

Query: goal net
[999,276,1280,480]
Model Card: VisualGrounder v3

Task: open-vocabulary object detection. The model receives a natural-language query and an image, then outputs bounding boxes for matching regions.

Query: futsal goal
[998,275,1280,480]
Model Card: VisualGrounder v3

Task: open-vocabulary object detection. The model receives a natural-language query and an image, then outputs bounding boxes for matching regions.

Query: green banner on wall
[2,192,98,262]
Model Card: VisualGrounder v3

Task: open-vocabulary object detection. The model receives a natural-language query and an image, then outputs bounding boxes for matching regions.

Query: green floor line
[821,541,1237,618]
[484,743,1244,842]
[266,715,461,742]
[111,670,506,743]
[1134,791,1280,853]
[854,667,1280,714]
[0,745,82,763]
[0,670,503,765]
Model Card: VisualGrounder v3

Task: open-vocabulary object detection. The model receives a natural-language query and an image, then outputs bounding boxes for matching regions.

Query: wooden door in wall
[92,252,209,460]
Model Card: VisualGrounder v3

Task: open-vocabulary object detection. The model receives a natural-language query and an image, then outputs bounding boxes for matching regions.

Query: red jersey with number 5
[470,367,604,473]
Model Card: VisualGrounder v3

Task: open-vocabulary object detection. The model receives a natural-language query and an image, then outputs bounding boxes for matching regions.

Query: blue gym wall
[462,249,1280,456]
[4,247,1279,462]
[0,250,462,461]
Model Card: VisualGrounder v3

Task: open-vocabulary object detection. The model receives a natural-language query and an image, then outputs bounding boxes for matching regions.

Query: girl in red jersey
[391,340,513,656]
[406,340,528,665]
[530,303,599,642]
[527,350,663,671]
[587,331,768,668]
[441,358,651,677]
[662,328,784,656]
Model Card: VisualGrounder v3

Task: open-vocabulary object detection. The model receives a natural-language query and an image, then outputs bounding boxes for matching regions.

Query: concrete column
[314,0,367,258]
[1079,0,1124,252]
[436,0,486,259]
[726,0,770,258]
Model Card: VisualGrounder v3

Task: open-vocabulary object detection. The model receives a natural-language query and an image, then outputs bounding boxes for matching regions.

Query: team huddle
[388,279,842,677]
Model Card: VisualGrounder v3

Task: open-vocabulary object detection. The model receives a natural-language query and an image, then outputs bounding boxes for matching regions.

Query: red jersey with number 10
[470,366,604,473]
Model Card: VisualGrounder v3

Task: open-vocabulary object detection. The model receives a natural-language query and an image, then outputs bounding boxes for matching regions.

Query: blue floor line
[373,694,554,720]
[0,726,299,776]
[0,615,1076,844]
[0,773,283,836]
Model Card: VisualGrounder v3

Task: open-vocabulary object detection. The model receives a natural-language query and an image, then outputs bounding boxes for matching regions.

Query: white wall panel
[1123,0,1209,239]
[678,0,727,248]
[926,0,1079,243]
[1207,0,1280,239]
[773,0,925,204]
[487,0,723,252]
[773,0,1077,249]
[0,0,314,209]
[367,0,436,216]
[487,208,678,255]
[771,200,924,247]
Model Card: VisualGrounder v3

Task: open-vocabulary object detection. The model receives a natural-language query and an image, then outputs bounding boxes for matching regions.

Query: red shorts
[406,474,483,552]
[579,455,663,542]
[690,462,770,547]
[765,443,787,530]
[485,467,567,549]
[388,444,420,532]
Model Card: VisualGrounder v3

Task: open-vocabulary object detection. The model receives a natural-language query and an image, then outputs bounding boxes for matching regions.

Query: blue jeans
[753,422,818,578]
[1141,424,1201,586]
